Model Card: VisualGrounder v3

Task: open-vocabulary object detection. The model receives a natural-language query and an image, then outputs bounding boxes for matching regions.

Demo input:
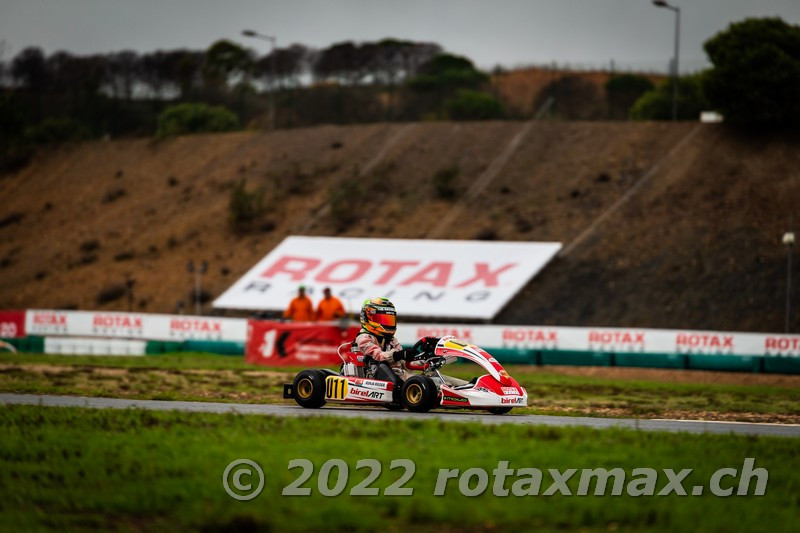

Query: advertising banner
[212,236,562,319]
[25,310,247,342]
[245,320,360,366]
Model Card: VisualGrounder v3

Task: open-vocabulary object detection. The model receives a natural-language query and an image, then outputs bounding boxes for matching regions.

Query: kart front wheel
[489,407,512,415]
[402,375,438,413]
[292,370,326,409]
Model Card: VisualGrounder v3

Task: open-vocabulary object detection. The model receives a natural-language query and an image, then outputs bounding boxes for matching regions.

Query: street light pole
[242,29,277,131]
[652,1,680,121]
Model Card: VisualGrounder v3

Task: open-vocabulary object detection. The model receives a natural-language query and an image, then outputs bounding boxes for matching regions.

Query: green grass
[0,405,798,532]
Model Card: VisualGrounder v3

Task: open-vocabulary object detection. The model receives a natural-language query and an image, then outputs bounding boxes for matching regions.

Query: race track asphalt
[2,393,799,438]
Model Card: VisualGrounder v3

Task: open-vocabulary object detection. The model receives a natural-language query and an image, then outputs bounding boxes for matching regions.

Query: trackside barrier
[4,310,800,374]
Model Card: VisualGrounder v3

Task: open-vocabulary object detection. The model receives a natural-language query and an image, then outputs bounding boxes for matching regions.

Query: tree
[204,40,254,90]
[10,47,49,92]
[105,50,140,100]
[407,53,488,93]
[256,44,310,89]
[703,17,800,126]
[630,74,709,121]
[605,74,655,120]
[313,41,370,85]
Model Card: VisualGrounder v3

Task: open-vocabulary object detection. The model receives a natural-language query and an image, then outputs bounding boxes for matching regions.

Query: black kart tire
[489,407,512,415]
[401,375,438,413]
[292,369,327,409]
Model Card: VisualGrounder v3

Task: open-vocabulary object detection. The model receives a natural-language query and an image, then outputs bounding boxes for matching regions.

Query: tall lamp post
[652,0,680,121]
[784,230,795,333]
[242,29,277,131]
[187,260,208,316]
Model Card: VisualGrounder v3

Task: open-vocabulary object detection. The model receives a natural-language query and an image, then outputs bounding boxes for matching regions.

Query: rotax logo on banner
[213,237,561,319]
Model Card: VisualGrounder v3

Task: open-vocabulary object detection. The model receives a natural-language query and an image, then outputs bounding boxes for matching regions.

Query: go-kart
[282,335,528,414]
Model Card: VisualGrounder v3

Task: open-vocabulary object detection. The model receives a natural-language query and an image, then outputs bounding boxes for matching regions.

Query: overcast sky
[1,0,798,73]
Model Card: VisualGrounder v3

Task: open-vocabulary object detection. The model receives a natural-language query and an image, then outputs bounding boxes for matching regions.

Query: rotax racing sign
[213,236,561,319]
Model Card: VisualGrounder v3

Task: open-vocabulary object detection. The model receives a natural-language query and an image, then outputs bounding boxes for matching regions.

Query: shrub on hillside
[445,90,504,120]
[432,166,460,199]
[228,179,263,233]
[24,118,89,145]
[630,74,709,121]
[156,103,239,138]
[605,75,655,120]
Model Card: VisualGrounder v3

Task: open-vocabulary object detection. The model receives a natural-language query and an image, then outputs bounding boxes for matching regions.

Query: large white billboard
[213,236,561,319]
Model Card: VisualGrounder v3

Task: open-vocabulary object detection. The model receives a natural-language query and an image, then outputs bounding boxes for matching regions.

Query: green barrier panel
[181,340,244,356]
[2,336,44,353]
[614,352,687,369]
[539,350,613,367]
[145,341,184,355]
[687,354,758,372]
[489,348,535,365]
[763,357,800,374]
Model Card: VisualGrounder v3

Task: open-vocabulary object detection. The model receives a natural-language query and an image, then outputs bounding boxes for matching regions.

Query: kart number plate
[326,376,348,400]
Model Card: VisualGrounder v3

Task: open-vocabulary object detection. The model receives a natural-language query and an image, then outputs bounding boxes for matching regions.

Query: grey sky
[1,0,798,73]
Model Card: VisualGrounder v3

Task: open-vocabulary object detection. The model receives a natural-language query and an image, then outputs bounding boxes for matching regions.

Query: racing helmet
[360,297,397,337]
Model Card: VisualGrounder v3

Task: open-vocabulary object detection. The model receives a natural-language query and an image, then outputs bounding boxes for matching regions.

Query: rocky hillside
[0,122,797,332]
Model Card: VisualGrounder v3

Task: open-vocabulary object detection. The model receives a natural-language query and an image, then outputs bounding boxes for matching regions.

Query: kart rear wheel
[489,407,512,415]
[402,375,438,413]
[292,370,326,409]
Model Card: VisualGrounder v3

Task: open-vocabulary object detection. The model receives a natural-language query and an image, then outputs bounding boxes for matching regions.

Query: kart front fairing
[430,337,528,408]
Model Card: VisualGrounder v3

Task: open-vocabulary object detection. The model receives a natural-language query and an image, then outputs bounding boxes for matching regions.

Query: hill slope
[0,122,797,332]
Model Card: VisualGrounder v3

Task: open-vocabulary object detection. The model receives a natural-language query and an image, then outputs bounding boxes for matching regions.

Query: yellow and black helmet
[360,297,397,337]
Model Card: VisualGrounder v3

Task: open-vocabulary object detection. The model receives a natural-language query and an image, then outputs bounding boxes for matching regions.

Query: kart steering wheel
[412,336,440,358]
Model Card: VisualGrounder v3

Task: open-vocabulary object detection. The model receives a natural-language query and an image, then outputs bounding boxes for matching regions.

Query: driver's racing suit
[353,330,412,381]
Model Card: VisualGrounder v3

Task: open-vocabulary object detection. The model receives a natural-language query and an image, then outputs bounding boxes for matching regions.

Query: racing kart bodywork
[283,336,528,414]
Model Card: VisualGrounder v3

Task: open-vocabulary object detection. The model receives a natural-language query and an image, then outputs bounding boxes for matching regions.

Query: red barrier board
[246,320,360,366]
[0,310,26,338]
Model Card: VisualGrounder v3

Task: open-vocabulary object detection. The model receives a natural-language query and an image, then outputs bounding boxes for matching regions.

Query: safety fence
[1,309,799,373]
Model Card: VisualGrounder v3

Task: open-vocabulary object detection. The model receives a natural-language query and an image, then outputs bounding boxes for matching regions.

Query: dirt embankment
[0,122,798,331]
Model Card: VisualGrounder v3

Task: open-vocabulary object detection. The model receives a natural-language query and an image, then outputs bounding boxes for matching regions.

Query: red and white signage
[25,310,247,342]
[0,310,26,338]
[245,320,360,366]
[212,236,562,319]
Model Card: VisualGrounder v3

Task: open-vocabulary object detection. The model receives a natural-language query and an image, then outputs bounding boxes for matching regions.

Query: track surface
[3,393,799,438]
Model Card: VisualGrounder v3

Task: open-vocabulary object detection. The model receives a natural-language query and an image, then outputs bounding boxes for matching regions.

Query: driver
[353,298,417,384]
[354,298,466,390]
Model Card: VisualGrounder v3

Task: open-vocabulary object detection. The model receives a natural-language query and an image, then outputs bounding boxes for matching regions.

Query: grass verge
[1,405,798,532]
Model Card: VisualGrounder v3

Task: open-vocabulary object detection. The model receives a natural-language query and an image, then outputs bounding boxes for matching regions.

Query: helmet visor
[372,313,396,327]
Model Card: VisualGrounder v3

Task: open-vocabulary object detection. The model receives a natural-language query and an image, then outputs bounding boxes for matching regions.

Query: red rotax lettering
[93,315,142,329]
[399,262,452,287]
[502,329,557,343]
[589,331,644,345]
[260,256,320,281]
[766,337,800,352]
[455,263,516,288]
[676,334,734,349]
[34,313,67,326]
[170,319,222,333]
[315,260,371,283]
[374,260,419,284]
